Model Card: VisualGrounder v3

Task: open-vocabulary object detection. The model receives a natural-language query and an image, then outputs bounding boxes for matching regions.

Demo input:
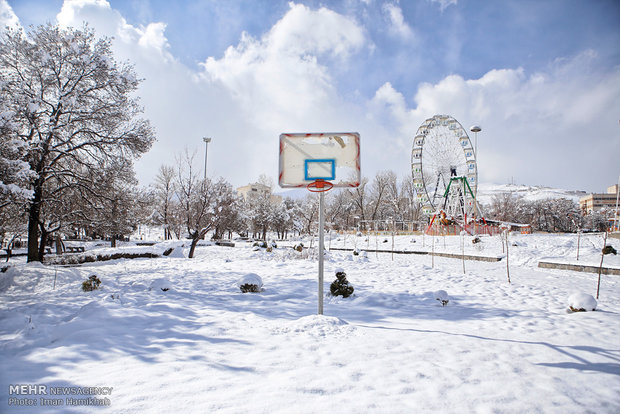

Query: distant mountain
[476,183,588,206]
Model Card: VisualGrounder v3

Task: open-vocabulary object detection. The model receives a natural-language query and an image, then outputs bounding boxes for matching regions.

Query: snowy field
[1,232,619,413]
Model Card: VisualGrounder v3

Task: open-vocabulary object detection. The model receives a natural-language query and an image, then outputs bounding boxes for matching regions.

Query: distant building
[579,184,620,215]
[237,183,282,204]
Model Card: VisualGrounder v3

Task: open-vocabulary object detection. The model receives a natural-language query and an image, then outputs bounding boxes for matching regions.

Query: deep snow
[1,232,619,413]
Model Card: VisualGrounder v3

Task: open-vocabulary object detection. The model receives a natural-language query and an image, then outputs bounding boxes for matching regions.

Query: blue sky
[3,0,620,192]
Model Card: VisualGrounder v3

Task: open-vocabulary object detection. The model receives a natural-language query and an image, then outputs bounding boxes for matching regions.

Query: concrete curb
[538,261,620,276]
[329,248,502,262]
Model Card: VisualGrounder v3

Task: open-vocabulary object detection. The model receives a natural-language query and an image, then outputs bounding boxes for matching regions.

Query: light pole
[203,137,212,181]
[470,125,481,198]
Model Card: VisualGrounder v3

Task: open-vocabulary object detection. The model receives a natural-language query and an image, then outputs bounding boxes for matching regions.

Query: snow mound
[0,268,16,292]
[149,277,172,292]
[237,273,263,288]
[237,273,263,292]
[434,290,449,306]
[275,315,355,337]
[567,292,597,312]
[167,247,186,258]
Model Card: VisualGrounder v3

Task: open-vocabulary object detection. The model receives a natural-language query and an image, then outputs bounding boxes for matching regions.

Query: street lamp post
[470,125,481,198]
[203,137,212,181]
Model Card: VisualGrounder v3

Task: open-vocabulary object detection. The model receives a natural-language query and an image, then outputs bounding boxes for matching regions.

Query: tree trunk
[27,184,43,262]
[37,224,48,262]
[188,237,199,258]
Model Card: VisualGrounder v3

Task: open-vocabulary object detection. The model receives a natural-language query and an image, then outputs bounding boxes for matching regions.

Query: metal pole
[614,174,620,232]
[470,126,481,200]
[318,191,325,315]
[596,231,608,299]
[505,230,511,284]
[203,137,211,181]
[461,232,465,274]
[391,218,395,261]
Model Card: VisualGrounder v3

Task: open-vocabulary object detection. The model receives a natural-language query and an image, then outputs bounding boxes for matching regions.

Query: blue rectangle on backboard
[305,159,336,181]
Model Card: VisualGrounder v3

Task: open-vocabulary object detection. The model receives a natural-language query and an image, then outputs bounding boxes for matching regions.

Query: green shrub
[240,283,261,293]
[82,275,101,292]
[330,270,354,298]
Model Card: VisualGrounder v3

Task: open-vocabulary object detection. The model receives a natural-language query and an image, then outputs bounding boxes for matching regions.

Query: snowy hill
[476,183,588,206]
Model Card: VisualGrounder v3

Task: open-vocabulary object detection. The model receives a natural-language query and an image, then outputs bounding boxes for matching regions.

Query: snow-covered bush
[149,278,172,292]
[253,241,268,248]
[82,275,101,292]
[238,273,263,293]
[293,243,304,252]
[602,245,617,255]
[567,292,597,312]
[330,269,354,298]
[434,290,449,306]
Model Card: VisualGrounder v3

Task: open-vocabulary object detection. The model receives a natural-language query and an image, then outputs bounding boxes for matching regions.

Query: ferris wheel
[411,115,477,215]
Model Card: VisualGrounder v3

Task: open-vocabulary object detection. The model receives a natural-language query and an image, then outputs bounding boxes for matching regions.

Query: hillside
[476,183,588,206]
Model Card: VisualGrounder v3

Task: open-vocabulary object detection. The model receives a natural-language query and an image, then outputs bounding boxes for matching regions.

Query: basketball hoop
[279,132,360,316]
[307,179,334,192]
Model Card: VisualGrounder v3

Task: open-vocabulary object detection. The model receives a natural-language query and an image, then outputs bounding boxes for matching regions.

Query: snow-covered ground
[1,233,619,413]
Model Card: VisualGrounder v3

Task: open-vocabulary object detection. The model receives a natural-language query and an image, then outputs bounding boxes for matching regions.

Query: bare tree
[347,176,369,224]
[489,193,524,222]
[175,150,216,258]
[0,24,154,261]
[400,174,422,226]
[153,165,176,240]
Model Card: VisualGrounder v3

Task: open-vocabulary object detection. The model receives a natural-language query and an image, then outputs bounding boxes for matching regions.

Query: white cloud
[201,2,366,130]
[430,0,458,12]
[383,3,414,41]
[52,0,369,188]
[8,0,616,192]
[0,0,20,30]
[370,50,620,189]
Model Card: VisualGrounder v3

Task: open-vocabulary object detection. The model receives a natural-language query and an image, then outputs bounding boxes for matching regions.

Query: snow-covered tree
[0,24,155,261]
[245,190,275,240]
[0,83,34,209]
[211,177,242,240]
[298,194,319,235]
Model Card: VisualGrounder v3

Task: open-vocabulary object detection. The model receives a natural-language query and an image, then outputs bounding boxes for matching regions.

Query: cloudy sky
[2,0,620,193]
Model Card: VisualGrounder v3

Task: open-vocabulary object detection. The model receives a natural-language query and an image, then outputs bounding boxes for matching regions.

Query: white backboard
[278,132,361,188]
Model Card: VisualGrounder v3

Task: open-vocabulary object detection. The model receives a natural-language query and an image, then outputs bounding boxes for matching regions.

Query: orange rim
[307,180,334,192]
